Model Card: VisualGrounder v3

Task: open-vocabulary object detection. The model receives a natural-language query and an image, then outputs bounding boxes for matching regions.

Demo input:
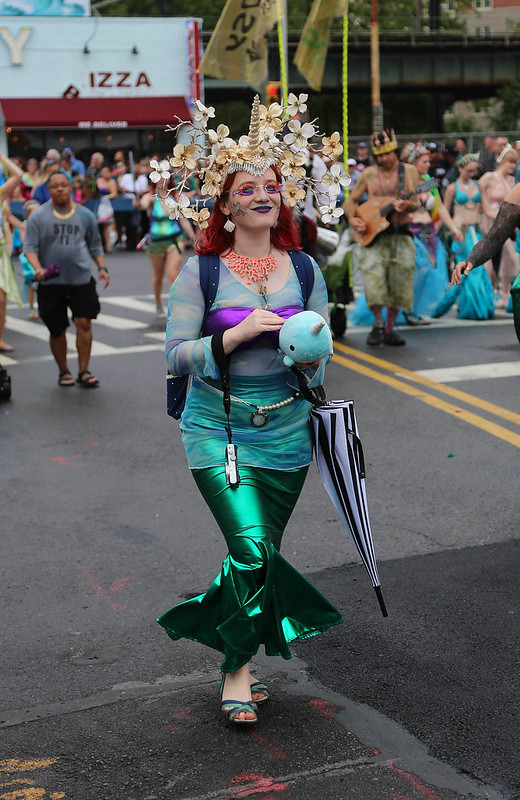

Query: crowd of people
[2,130,520,359]
[345,133,520,342]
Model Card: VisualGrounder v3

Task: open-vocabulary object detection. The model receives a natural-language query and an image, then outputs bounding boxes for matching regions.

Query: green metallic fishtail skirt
[157,465,343,673]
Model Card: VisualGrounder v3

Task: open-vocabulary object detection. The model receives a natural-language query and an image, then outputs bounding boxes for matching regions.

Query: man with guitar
[345,130,420,346]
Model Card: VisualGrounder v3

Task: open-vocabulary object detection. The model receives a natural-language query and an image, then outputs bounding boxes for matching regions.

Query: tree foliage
[491,81,520,130]
[95,0,468,32]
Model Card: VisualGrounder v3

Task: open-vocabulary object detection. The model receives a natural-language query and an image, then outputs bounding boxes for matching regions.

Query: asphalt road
[1,249,519,800]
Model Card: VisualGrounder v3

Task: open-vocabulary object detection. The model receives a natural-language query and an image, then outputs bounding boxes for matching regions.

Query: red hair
[196,167,301,255]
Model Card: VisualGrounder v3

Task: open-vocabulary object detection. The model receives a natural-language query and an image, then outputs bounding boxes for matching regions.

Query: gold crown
[149,94,350,228]
[371,129,398,155]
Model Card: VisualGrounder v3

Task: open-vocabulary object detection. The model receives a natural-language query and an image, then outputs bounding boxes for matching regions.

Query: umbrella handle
[351,433,366,479]
[290,366,326,406]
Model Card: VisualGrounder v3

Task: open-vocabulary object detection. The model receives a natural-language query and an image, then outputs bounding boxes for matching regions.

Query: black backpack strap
[288,249,315,306]
[198,253,221,316]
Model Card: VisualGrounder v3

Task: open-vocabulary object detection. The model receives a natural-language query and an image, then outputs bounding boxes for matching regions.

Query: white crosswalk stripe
[96,313,148,330]
[2,295,167,365]
[416,362,520,383]
[102,296,159,314]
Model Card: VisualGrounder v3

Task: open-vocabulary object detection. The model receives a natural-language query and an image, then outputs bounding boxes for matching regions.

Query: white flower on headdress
[284,120,316,149]
[258,125,279,151]
[208,124,233,146]
[282,179,306,208]
[193,100,215,126]
[165,193,192,220]
[190,207,211,229]
[319,204,344,225]
[279,149,307,180]
[321,132,343,158]
[287,92,308,116]
[321,163,351,196]
[149,159,171,183]
[259,103,283,133]
[201,169,223,198]
[170,143,198,171]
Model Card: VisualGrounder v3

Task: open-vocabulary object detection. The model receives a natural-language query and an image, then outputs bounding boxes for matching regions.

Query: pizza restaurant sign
[0,16,194,100]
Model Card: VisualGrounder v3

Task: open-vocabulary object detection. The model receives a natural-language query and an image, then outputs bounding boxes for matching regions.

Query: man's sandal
[58,370,75,387]
[250,681,269,706]
[221,699,258,725]
[77,370,100,388]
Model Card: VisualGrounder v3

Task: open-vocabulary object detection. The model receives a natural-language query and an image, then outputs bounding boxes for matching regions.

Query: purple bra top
[204,304,303,349]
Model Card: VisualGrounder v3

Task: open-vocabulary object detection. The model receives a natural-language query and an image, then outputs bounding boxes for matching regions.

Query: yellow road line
[334,341,520,426]
[332,352,520,449]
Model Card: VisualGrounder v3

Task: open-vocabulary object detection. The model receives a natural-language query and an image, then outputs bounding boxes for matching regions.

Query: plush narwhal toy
[279,310,333,367]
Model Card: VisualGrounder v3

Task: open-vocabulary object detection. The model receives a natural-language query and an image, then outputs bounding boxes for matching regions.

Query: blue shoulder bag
[166,249,315,419]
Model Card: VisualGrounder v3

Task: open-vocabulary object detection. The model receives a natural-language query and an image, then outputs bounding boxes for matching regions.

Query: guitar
[352,178,438,247]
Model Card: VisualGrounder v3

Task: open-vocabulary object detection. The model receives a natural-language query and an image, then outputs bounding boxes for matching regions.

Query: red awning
[0,96,191,129]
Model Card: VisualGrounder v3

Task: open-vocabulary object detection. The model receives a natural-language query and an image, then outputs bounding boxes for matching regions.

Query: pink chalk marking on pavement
[368,747,382,755]
[250,730,287,760]
[85,440,100,446]
[168,707,199,730]
[308,698,344,719]
[387,761,441,800]
[77,566,135,611]
[109,577,137,593]
[230,773,290,797]
[50,454,86,467]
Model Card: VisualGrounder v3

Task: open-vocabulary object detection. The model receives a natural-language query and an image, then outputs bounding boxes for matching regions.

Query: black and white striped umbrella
[310,399,388,617]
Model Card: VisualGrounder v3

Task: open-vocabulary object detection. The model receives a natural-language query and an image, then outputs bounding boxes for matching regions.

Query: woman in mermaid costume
[453,181,520,342]
[156,96,344,725]
[432,153,494,320]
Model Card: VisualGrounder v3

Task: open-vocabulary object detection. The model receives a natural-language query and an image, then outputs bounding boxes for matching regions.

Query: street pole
[370,0,383,131]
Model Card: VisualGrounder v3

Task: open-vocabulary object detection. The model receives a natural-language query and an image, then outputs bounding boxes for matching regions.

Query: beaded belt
[200,379,300,428]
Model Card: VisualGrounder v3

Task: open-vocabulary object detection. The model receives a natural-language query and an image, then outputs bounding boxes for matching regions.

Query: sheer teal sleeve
[165,256,220,379]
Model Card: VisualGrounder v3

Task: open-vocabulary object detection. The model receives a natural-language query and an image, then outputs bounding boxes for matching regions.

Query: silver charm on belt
[250,410,269,427]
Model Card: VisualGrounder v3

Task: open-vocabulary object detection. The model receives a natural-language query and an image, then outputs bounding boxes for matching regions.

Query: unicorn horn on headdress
[248,95,262,155]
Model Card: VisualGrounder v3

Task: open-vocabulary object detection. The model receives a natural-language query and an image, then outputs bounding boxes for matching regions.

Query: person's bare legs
[147,252,167,311]
[166,246,184,287]
[370,304,383,327]
[221,663,256,721]
[0,288,12,350]
[74,316,95,377]
[385,306,399,334]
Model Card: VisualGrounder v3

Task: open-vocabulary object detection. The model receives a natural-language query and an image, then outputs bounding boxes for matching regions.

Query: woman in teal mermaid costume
[157,97,343,725]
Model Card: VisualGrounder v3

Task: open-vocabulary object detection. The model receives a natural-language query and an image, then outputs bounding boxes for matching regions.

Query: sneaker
[383,330,406,346]
[156,306,167,319]
[366,326,384,346]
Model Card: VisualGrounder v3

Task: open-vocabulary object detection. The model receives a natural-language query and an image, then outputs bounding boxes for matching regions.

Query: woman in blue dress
[433,153,495,320]
[156,97,343,725]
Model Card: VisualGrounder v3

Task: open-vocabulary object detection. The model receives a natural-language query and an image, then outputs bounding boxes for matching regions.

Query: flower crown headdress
[371,129,398,156]
[400,141,429,165]
[149,93,349,228]
[456,152,480,168]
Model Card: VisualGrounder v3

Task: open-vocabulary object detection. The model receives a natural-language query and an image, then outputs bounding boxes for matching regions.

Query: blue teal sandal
[219,674,258,725]
[250,681,269,706]
[221,699,258,725]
